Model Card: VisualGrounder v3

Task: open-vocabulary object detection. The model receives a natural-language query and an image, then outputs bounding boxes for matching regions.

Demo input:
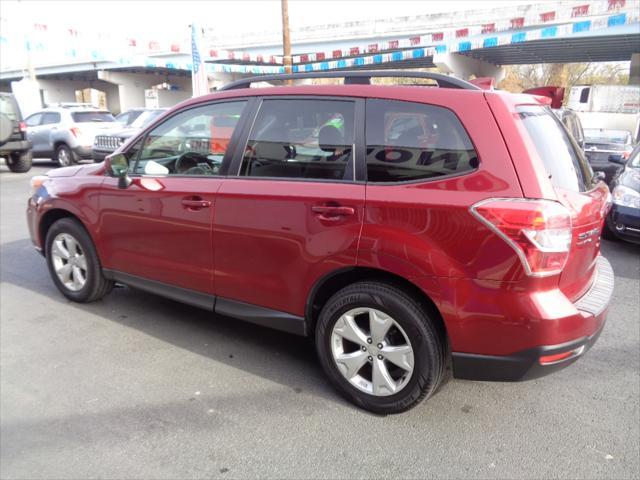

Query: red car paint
[27,83,612,379]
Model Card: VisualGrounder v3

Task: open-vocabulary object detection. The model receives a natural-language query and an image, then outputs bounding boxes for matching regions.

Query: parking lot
[1,161,639,479]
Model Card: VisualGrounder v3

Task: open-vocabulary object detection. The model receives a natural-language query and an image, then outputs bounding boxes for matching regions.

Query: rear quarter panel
[358,89,524,281]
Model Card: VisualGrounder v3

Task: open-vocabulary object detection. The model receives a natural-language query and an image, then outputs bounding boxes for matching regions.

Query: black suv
[0,93,32,172]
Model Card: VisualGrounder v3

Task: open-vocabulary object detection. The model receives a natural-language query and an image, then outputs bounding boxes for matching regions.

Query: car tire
[55,144,75,167]
[315,281,446,414]
[45,218,113,303]
[602,215,620,241]
[6,150,33,173]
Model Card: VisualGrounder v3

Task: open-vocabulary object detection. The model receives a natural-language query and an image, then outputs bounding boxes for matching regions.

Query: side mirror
[105,153,132,189]
[608,154,627,165]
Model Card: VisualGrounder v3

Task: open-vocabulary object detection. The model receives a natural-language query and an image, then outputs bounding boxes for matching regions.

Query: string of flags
[0,0,637,75]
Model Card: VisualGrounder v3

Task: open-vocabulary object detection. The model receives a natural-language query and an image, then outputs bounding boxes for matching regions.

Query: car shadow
[1,238,372,412]
[601,238,640,280]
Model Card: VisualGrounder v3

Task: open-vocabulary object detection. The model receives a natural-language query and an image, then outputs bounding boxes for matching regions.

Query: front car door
[24,113,44,153]
[213,97,365,325]
[39,112,61,155]
[97,100,249,301]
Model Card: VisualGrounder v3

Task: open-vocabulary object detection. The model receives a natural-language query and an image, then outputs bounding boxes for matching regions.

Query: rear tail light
[470,198,572,277]
[70,127,81,138]
[19,121,27,133]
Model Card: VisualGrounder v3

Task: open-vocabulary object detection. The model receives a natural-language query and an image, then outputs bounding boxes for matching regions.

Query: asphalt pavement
[1,161,639,480]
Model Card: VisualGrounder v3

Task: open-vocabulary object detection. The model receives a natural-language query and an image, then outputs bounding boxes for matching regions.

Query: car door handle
[181,198,211,209]
[311,205,355,220]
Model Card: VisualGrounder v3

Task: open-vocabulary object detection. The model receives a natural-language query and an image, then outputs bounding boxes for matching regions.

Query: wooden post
[281,0,292,75]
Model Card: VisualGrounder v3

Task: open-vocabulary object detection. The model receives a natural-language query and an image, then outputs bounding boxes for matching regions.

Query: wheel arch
[39,208,89,256]
[305,266,449,344]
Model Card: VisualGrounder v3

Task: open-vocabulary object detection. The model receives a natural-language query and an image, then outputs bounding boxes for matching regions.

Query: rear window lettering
[517,106,593,192]
[365,99,478,183]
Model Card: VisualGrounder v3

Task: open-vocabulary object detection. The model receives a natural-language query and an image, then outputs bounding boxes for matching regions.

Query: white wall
[36,79,121,113]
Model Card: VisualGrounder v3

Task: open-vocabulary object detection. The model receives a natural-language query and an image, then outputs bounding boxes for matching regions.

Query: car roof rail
[219,70,480,91]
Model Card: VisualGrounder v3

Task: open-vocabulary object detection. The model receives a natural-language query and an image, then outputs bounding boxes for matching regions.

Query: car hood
[617,167,640,192]
[47,162,104,178]
[96,127,139,139]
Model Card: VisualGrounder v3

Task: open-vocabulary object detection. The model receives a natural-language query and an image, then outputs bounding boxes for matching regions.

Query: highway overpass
[1,0,638,113]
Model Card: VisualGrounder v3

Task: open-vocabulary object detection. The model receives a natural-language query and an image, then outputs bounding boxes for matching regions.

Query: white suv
[24,105,120,166]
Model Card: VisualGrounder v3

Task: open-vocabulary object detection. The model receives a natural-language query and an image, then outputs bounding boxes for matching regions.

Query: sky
[1,0,547,37]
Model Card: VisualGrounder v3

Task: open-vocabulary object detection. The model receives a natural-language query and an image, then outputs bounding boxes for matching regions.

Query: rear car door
[97,100,249,298]
[213,97,365,319]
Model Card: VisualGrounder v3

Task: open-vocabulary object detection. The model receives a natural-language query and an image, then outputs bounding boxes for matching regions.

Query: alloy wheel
[330,307,415,396]
[51,233,88,291]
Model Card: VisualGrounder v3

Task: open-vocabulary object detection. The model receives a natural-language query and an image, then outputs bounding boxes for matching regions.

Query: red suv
[27,72,614,413]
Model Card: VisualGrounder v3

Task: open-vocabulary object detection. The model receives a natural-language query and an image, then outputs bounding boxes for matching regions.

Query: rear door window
[517,105,593,192]
[41,112,61,125]
[240,99,355,181]
[71,111,116,123]
[365,99,478,182]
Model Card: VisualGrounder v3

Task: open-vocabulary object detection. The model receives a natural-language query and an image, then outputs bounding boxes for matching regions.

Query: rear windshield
[0,95,19,121]
[71,111,116,123]
[517,105,593,192]
[584,129,632,145]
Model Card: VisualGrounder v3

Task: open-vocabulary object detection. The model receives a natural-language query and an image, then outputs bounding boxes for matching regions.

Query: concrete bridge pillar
[630,53,640,85]
[97,70,192,112]
[433,52,505,84]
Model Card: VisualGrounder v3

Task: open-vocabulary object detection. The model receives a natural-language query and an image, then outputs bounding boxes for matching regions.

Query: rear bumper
[0,140,31,155]
[451,256,614,381]
[72,145,93,160]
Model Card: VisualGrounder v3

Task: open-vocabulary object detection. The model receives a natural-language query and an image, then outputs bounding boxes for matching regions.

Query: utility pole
[281,0,292,74]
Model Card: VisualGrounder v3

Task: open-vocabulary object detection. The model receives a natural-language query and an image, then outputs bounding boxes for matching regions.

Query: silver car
[25,104,120,166]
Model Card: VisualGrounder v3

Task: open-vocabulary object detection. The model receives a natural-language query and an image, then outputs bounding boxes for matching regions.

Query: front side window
[365,99,478,182]
[240,99,355,181]
[135,101,247,176]
[25,113,42,127]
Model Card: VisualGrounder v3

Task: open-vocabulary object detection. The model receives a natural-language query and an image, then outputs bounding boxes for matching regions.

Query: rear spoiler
[468,77,495,90]
[522,86,565,109]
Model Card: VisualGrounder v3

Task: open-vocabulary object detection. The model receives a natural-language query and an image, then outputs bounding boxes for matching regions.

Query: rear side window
[71,111,116,123]
[365,99,478,183]
[240,99,355,181]
[517,106,593,192]
[41,112,60,125]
